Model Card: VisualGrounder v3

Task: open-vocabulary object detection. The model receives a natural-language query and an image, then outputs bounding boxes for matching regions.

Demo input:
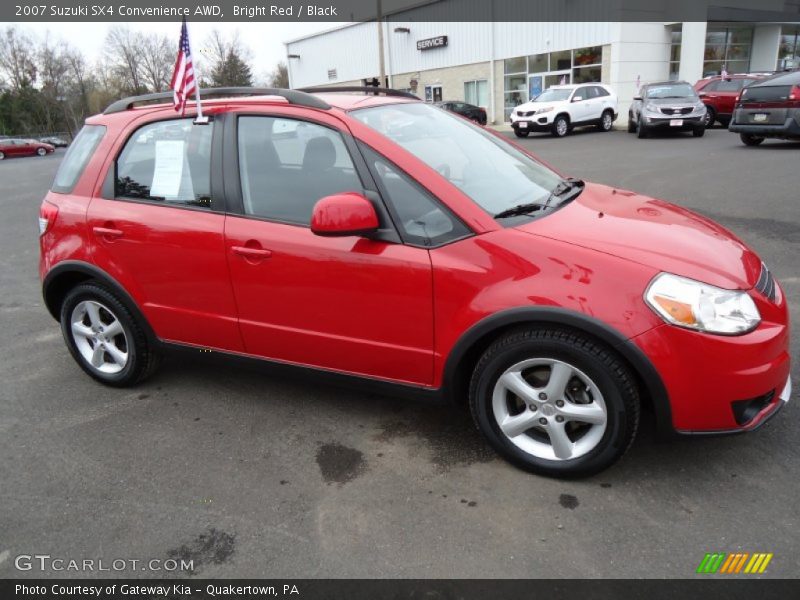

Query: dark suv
[729,70,800,145]
[694,74,767,127]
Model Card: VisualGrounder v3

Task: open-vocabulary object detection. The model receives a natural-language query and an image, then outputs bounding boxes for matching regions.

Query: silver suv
[628,81,707,138]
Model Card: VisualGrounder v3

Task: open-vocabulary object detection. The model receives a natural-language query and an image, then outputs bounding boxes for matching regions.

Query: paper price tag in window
[150,140,185,198]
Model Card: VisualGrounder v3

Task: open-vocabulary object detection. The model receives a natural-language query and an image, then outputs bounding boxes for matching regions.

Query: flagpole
[186,18,208,124]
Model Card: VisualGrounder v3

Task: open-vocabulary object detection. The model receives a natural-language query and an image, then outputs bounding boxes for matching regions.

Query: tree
[268,62,289,88]
[140,33,173,92]
[104,26,146,94]
[0,26,37,90]
[202,29,253,87]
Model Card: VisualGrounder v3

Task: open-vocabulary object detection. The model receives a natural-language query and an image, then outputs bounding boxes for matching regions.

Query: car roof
[749,69,800,87]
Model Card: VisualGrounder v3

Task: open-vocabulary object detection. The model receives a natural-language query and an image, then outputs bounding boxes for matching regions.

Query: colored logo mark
[696,552,773,574]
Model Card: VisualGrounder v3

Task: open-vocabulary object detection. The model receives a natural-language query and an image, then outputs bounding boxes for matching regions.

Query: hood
[515,182,762,290]
[644,97,699,107]
[515,100,562,114]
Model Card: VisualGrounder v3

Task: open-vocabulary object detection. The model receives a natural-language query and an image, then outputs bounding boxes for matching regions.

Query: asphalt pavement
[0,126,797,579]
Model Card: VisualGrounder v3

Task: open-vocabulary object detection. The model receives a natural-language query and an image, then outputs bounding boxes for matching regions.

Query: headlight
[535,107,554,114]
[645,273,761,335]
[644,103,659,113]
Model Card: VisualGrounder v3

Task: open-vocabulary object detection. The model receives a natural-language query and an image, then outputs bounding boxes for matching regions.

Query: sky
[15,21,342,83]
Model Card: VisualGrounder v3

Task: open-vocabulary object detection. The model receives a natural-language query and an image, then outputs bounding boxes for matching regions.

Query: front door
[224,113,434,385]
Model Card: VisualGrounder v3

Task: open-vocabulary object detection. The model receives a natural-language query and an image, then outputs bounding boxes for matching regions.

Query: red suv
[694,73,767,127]
[39,87,791,478]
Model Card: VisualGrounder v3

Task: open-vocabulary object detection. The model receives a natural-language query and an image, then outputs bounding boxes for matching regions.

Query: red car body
[694,74,767,126]
[39,91,790,445]
[0,138,55,159]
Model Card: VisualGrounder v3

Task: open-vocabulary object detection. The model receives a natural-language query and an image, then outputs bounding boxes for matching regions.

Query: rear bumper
[729,117,800,137]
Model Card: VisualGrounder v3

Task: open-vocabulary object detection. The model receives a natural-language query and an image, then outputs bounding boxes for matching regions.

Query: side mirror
[572,95,583,102]
[633,95,643,101]
[311,192,379,237]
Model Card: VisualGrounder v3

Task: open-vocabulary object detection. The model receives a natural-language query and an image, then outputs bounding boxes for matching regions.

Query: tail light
[39,200,58,236]
[789,85,800,100]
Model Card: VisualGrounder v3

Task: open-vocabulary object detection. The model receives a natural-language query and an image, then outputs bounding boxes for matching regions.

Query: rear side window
[115,118,214,209]
[237,116,362,225]
[51,125,105,194]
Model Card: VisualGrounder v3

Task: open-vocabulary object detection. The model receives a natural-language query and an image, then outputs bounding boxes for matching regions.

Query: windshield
[645,83,696,99]
[350,103,563,218]
[532,88,572,102]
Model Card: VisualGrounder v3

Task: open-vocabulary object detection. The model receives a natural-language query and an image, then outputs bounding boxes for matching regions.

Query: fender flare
[42,260,158,345]
[442,307,674,437]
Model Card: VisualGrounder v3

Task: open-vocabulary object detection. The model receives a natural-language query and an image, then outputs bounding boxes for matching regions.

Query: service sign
[417,35,448,51]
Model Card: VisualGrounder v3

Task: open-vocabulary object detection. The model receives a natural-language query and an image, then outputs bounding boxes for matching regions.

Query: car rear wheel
[552,115,570,138]
[36,147,46,156]
[0,151,4,160]
[703,106,715,128]
[740,133,765,146]
[514,129,529,138]
[598,110,614,132]
[60,283,161,387]
[469,328,640,478]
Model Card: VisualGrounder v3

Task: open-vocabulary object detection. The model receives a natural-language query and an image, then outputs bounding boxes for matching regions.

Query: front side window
[350,103,563,220]
[115,118,213,208]
[51,125,105,194]
[237,116,362,225]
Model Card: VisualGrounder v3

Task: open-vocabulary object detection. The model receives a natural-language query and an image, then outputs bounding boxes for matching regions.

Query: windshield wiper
[544,177,584,208]
[493,201,549,219]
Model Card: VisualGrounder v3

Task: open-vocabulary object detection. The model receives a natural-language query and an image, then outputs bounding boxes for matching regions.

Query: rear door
[86,115,244,352]
[223,110,436,385]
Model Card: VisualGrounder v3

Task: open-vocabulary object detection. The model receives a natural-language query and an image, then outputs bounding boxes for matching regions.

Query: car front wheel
[552,115,569,138]
[469,328,640,478]
[636,117,648,138]
[37,147,46,156]
[60,283,161,387]
[514,129,529,138]
[693,126,705,137]
[740,133,765,146]
[0,151,4,160]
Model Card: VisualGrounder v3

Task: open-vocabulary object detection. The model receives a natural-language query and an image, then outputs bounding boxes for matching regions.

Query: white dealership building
[284,0,800,124]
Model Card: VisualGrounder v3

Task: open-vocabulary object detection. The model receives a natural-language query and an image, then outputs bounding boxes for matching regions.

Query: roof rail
[103,87,331,114]
[297,86,419,99]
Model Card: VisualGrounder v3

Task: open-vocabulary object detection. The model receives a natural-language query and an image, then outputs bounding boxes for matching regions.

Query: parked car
[435,101,487,125]
[39,87,790,478]
[0,138,55,159]
[728,70,800,146]
[510,83,618,138]
[40,136,70,148]
[628,81,707,138]
[694,74,769,127]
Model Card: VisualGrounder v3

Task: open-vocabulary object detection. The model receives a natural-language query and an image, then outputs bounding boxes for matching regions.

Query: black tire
[693,126,705,138]
[551,115,570,138]
[740,133,764,146]
[627,115,636,133]
[36,147,46,156]
[598,110,614,132]
[636,116,648,138]
[60,282,161,387]
[468,327,640,478]
[703,106,715,128]
[514,129,529,138]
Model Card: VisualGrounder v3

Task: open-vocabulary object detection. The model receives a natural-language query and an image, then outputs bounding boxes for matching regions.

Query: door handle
[92,226,123,240]
[231,246,272,259]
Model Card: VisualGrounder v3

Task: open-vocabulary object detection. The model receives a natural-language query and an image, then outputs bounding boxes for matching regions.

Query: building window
[424,84,442,103]
[502,45,605,120]
[669,26,682,80]
[778,25,800,71]
[464,79,489,108]
[703,26,753,76]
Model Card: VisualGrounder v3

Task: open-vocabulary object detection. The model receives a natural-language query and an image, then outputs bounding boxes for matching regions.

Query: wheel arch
[442,307,674,437]
[42,261,158,345]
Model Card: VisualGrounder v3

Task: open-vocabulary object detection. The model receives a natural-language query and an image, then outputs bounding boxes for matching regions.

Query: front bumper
[511,114,554,132]
[631,287,791,433]
[642,114,705,130]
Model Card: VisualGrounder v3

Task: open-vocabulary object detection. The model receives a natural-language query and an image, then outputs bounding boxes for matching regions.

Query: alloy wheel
[492,358,607,461]
[70,300,129,374]
[602,112,613,130]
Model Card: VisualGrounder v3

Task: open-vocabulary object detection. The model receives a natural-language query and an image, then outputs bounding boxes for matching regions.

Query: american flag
[170,19,196,115]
